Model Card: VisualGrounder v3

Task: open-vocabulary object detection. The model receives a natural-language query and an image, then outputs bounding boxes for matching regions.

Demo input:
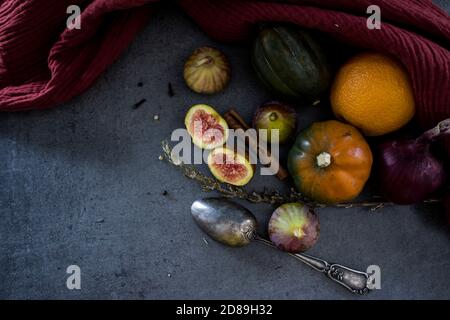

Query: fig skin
[185,104,229,150]
[207,147,254,186]
[184,47,231,95]
[268,203,319,253]
[253,101,297,144]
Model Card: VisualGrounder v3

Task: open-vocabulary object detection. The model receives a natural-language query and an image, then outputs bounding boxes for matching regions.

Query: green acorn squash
[251,25,332,102]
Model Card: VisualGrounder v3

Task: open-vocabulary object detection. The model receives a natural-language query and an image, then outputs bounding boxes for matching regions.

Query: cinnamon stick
[223,109,288,181]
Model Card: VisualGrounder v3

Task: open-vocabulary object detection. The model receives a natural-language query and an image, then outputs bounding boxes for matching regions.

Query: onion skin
[378,139,446,205]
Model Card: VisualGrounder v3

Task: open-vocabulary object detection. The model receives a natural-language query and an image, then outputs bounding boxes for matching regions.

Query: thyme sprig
[161,140,441,211]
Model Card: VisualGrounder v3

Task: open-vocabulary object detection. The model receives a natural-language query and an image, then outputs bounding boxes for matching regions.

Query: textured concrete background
[1,2,449,299]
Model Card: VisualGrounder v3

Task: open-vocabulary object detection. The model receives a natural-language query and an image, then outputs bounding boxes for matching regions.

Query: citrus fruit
[330,52,415,136]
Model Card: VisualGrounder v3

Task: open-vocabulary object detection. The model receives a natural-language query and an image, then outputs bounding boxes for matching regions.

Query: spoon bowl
[191,198,256,247]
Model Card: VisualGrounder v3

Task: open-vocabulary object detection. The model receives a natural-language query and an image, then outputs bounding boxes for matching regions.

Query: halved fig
[207,147,254,186]
[185,104,229,149]
[268,203,319,253]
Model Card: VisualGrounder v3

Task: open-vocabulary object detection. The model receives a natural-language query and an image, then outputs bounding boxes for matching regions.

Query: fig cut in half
[268,203,319,253]
[185,104,229,150]
[207,147,254,186]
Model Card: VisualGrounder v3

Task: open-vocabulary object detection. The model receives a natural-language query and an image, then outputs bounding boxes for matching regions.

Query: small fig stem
[269,112,278,121]
[195,56,214,67]
[419,118,450,142]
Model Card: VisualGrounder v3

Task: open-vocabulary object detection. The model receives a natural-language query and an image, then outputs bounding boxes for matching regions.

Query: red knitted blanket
[0,1,449,133]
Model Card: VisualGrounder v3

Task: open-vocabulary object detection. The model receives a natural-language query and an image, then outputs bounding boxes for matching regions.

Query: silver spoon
[191,197,373,295]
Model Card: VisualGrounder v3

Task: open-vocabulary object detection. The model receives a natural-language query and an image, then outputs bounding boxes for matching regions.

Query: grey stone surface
[1,3,450,300]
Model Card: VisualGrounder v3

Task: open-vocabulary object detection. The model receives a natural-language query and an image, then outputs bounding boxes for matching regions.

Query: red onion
[378,119,450,205]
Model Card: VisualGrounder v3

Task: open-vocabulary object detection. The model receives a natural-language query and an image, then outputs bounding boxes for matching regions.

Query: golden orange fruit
[331,52,415,136]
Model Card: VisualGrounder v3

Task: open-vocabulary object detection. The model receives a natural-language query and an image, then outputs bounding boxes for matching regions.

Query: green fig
[253,101,296,144]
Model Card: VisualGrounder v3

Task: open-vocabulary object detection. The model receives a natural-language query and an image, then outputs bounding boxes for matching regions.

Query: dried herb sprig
[161,140,441,211]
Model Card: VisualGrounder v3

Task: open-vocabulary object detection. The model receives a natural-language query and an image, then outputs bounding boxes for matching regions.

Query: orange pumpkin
[287,120,373,204]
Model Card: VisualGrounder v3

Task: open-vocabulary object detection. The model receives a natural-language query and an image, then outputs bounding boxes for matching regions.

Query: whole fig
[253,101,296,144]
[268,203,319,253]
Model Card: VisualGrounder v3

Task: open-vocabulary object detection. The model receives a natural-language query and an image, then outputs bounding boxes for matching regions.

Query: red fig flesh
[207,147,254,186]
[185,104,229,150]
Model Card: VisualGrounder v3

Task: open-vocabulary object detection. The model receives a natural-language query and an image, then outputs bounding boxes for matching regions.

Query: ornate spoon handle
[254,236,372,295]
